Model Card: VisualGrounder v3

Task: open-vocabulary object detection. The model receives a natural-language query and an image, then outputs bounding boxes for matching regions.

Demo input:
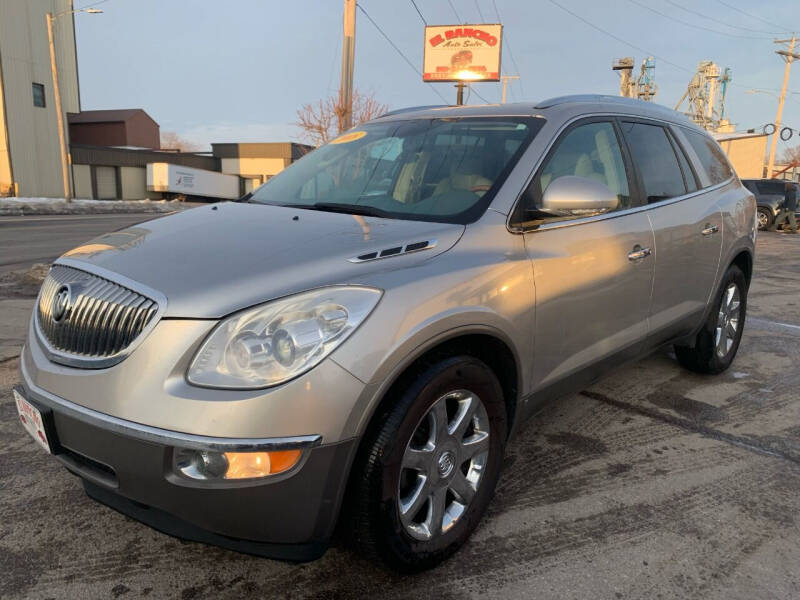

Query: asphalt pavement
[1,233,800,599]
[0,213,165,275]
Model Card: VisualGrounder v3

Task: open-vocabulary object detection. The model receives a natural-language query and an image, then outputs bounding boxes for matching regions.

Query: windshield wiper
[308,202,392,218]
[271,202,393,218]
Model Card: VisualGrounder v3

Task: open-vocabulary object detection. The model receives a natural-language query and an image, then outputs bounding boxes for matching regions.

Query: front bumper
[14,377,358,561]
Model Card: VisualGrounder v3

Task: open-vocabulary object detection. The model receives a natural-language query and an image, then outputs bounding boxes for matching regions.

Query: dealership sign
[423,24,502,82]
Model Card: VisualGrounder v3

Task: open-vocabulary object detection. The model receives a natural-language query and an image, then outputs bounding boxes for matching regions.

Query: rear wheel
[757,207,772,231]
[350,356,507,571]
[675,264,747,374]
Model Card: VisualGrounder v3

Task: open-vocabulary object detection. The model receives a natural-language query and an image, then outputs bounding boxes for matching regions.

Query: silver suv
[15,96,756,571]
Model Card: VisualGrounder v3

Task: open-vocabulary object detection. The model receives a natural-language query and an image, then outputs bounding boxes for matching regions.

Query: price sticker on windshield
[330,131,367,145]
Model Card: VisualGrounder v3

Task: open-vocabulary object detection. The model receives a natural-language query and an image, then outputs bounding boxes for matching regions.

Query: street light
[47,6,103,202]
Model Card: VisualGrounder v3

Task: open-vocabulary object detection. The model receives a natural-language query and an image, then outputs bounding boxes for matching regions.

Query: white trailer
[147,163,240,200]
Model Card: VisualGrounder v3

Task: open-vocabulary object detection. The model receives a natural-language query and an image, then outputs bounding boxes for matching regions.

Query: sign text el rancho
[423,24,503,82]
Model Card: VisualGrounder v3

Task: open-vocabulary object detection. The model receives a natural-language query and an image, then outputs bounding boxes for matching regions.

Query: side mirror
[541,176,619,214]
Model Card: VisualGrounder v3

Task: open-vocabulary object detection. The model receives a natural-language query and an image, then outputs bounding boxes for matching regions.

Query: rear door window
[620,121,686,203]
[683,129,733,185]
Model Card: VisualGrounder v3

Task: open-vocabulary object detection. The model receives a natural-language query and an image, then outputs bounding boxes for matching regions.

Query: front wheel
[675,264,747,374]
[350,356,507,571]
[757,207,772,231]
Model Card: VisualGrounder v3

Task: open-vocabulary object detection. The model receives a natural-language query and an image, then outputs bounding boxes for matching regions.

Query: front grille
[36,265,159,364]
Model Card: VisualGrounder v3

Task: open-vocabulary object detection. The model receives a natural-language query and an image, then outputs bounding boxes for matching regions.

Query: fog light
[197,450,228,478]
[223,450,301,479]
[175,448,302,481]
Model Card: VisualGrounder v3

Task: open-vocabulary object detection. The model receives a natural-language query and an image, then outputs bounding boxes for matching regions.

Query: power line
[491,0,525,97]
[469,83,491,103]
[663,0,790,35]
[76,0,110,10]
[409,0,427,26]
[546,0,693,74]
[325,31,340,94]
[447,0,462,22]
[356,3,450,104]
[474,0,486,22]
[715,0,793,32]
[547,0,795,97]
[625,0,773,40]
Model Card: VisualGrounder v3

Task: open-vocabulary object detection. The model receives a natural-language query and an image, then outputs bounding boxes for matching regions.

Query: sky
[74,0,800,157]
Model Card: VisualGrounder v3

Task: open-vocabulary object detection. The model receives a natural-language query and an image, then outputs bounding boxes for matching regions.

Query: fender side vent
[348,239,438,263]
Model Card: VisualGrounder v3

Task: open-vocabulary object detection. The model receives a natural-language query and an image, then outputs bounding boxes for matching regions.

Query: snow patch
[0,197,187,216]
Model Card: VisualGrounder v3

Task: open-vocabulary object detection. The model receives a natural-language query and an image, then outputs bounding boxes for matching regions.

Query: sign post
[423,24,503,105]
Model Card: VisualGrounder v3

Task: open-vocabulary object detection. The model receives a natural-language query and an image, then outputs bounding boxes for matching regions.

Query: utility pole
[338,0,356,133]
[455,81,466,105]
[500,75,519,103]
[46,12,71,202]
[767,35,800,177]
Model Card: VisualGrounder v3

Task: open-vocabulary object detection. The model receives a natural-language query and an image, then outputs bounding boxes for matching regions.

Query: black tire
[675,264,747,374]
[757,207,773,231]
[349,356,507,572]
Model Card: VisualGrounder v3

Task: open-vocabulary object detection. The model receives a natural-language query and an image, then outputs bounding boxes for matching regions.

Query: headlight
[187,286,382,389]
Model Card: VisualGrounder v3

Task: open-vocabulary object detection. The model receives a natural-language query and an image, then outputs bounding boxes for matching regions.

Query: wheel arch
[357,327,522,445]
[757,202,778,216]
[668,244,753,350]
[730,248,753,288]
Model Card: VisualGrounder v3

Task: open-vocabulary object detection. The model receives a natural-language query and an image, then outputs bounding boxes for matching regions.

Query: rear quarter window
[683,129,733,186]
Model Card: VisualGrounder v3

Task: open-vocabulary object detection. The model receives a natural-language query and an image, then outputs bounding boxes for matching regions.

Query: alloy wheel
[715,282,741,358]
[397,390,490,541]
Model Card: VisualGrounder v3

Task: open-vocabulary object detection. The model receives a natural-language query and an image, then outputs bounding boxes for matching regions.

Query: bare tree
[160,131,203,152]
[296,90,389,146]
[781,144,800,165]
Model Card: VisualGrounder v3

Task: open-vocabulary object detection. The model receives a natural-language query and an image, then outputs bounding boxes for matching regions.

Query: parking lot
[1,231,800,599]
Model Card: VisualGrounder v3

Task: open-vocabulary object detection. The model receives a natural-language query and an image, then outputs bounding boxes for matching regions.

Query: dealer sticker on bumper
[13,389,52,454]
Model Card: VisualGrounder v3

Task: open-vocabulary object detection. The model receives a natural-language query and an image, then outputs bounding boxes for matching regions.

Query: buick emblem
[437,451,455,478]
[52,285,71,323]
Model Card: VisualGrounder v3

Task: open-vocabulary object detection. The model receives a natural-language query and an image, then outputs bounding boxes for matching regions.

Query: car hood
[56,202,464,318]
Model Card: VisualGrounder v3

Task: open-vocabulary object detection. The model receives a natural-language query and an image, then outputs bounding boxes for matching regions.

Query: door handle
[701,224,719,236]
[628,245,652,261]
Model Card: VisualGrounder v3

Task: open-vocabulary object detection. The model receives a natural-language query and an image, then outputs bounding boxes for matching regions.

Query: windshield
[249,116,544,224]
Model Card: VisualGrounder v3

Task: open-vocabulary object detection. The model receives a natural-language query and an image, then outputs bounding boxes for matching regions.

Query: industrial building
[68,108,161,149]
[0,0,79,197]
[713,131,770,180]
[0,0,310,201]
[70,142,312,200]
[212,143,312,186]
[70,145,218,200]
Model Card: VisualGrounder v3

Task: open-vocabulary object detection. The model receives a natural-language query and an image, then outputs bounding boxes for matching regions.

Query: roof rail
[375,105,450,119]
[534,94,651,109]
[534,94,694,124]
